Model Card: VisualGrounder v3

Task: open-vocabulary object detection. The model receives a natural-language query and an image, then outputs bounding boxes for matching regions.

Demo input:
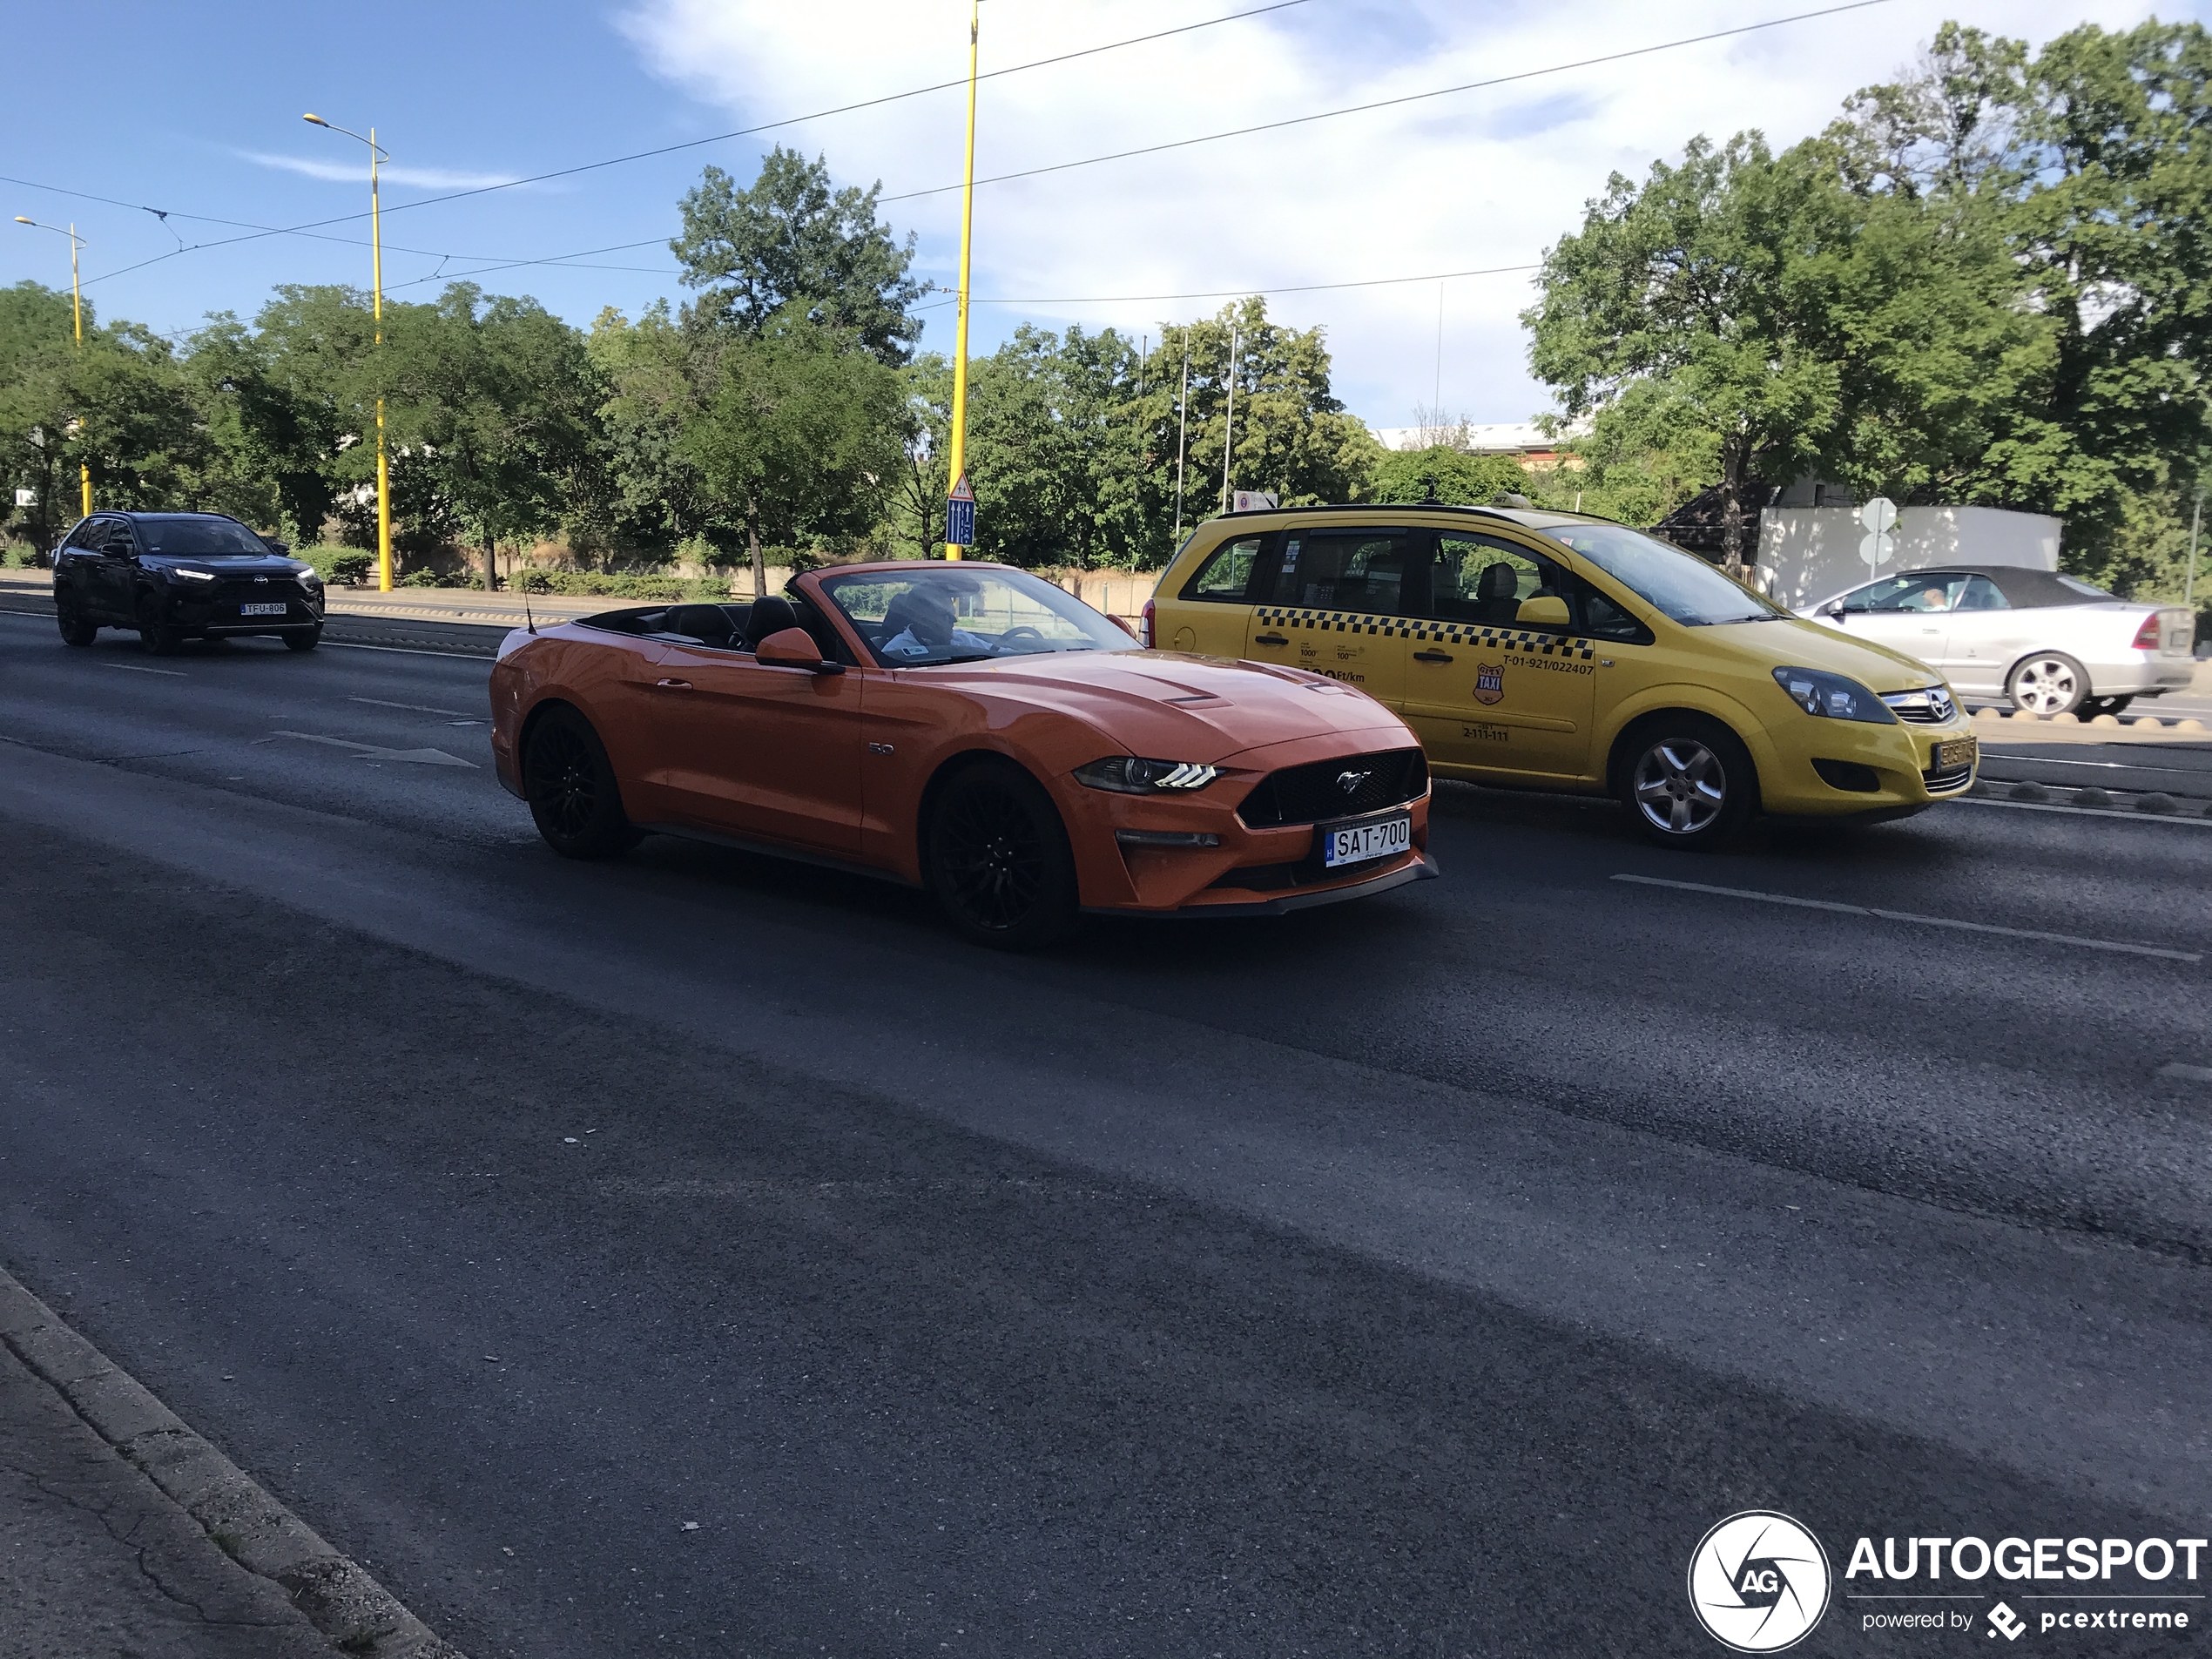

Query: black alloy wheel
[523,707,638,860]
[283,626,322,653]
[136,597,183,657]
[2078,694,2134,719]
[926,760,1077,949]
[56,609,97,647]
[1617,714,1757,851]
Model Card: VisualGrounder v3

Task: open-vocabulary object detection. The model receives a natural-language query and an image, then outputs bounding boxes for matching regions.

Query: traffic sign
[946,472,975,549]
[1858,495,1897,568]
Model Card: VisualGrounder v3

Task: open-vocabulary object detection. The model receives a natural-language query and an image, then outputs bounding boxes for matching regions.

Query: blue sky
[5,0,2203,431]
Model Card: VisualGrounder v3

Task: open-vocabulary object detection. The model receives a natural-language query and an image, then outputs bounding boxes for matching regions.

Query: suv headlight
[168,565,216,583]
[1074,756,1219,793]
[1771,666,1897,724]
[292,562,322,586]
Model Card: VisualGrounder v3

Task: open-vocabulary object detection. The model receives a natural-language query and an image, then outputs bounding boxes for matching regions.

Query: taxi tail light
[2131,613,2161,650]
[1140,598,1155,649]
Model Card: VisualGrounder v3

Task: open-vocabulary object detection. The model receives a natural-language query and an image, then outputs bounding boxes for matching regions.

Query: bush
[400,568,444,588]
[326,551,375,586]
[517,570,733,601]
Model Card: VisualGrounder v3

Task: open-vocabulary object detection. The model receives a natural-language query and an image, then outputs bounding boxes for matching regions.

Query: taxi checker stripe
[1255,606,1599,659]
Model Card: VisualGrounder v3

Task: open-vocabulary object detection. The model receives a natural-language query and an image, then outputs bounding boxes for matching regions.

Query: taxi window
[1264,529,1413,615]
[1182,535,1265,602]
[1421,534,1568,629]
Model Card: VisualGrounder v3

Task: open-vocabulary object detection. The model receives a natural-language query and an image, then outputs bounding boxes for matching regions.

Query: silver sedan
[1797,565,2196,718]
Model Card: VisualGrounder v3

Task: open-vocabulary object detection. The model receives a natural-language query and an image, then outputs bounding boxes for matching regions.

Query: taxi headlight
[1075,756,1219,793]
[1771,666,1897,725]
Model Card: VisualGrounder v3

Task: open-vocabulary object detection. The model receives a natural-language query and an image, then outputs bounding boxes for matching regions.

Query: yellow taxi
[1143,504,1979,846]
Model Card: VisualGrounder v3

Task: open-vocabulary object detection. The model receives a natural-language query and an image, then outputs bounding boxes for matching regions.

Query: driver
[882,587,995,661]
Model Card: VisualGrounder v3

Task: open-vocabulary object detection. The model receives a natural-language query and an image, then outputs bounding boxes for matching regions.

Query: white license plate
[1320,814,1411,869]
[239,602,287,616]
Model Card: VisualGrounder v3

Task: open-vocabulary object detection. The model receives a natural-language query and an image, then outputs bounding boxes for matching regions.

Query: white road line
[2157,1062,2212,1083]
[318,639,495,661]
[96,663,186,678]
[271,731,477,768]
[1952,796,2212,827]
[347,696,474,717]
[1610,873,2202,963]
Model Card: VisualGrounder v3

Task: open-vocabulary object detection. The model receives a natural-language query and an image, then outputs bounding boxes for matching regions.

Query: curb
[0,1264,466,1659]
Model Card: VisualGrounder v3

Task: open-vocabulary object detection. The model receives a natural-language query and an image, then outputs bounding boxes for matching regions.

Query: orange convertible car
[490,562,1435,946]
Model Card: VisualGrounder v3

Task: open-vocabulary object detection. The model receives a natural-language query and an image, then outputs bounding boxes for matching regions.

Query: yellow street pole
[943,0,980,561]
[306,114,394,590]
[13,216,91,517]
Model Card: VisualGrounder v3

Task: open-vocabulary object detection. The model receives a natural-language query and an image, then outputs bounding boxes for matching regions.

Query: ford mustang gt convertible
[489,562,1436,948]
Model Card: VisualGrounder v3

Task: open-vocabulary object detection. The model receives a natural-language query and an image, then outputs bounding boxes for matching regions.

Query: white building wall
[1753,506,2061,610]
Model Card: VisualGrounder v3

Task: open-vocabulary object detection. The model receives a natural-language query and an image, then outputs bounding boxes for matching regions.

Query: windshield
[820,565,1136,667]
[1537,523,1785,625]
[137,516,271,557]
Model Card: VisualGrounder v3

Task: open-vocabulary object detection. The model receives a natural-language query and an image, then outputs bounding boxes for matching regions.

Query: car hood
[1708,616,1943,689]
[909,649,1408,762]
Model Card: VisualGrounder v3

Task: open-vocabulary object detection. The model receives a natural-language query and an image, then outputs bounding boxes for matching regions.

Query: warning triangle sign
[949,473,974,502]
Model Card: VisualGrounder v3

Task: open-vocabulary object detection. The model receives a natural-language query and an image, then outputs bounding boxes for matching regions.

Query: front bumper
[155,587,324,633]
[1084,847,1440,917]
[1757,716,1979,818]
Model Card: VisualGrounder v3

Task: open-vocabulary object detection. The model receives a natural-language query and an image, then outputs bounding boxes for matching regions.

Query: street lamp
[13,216,93,519]
[303,113,395,593]
[943,0,981,561]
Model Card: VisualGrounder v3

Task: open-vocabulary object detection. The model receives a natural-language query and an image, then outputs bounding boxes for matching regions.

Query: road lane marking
[347,696,474,717]
[1951,796,2212,827]
[97,663,186,678]
[271,731,477,768]
[1611,873,2202,962]
[320,640,496,660]
[2158,1062,2212,1083]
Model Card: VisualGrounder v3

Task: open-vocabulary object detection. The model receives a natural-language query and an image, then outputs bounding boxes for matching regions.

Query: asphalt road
[2,610,2209,1657]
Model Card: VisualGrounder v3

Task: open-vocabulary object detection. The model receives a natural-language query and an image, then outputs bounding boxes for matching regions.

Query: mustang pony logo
[1336,770,1372,794]
[1473,663,1505,705]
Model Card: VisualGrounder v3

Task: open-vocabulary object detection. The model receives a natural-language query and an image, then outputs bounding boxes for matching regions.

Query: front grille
[1923,760,1974,792]
[1236,747,1426,828]
[1884,687,1956,724]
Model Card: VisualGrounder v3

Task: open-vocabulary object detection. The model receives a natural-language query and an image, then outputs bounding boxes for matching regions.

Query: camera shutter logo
[1687,1511,1831,1652]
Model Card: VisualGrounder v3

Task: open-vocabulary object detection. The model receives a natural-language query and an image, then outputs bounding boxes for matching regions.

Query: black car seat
[744,594,799,651]
[665,604,738,648]
[1475,562,1522,624]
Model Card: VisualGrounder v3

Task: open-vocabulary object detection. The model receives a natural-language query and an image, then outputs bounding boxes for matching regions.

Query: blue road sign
[945,495,975,547]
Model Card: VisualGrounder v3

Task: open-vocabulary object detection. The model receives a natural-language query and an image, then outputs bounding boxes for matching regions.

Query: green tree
[0,281,88,550]
[1370,447,1535,507]
[585,300,723,562]
[374,283,600,589]
[671,148,927,366]
[677,309,908,597]
[1524,134,1851,573]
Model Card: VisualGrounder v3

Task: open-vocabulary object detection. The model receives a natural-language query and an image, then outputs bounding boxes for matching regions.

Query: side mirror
[755,626,843,674]
[265,539,291,556]
[1515,594,1570,629]
[1822,599,1846,619]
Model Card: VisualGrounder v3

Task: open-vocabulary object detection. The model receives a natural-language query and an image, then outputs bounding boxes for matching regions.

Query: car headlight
[1771,666,1897,724]
[169,565,216,583]
[1074,756,1220,793]
[292,562,322,586]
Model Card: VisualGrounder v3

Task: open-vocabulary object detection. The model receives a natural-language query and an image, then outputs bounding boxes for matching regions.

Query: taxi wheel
[1619,717,1756,850]
[925,759,1077,950]
[523,706,637,860]
[2007,653,2087,718]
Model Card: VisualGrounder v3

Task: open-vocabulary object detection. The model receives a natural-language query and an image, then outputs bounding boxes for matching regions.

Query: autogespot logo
[1689,1511,1833,1652]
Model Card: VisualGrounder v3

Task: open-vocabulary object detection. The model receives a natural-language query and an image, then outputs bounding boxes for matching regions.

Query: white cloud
[237,150,523,192]
[617,0,2191,428]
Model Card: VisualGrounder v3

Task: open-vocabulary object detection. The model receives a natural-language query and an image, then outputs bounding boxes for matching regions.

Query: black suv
[53,511,324,654]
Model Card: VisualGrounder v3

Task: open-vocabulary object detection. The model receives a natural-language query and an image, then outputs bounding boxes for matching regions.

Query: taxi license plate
[1934,736,1977,770]
[1319,814,1411,869]
[239,602,287,617]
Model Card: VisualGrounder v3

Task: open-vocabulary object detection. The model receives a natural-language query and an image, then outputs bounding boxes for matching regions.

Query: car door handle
[1413,650,1453,663]
[653,678,692,690]
[1253,632,1288,646]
